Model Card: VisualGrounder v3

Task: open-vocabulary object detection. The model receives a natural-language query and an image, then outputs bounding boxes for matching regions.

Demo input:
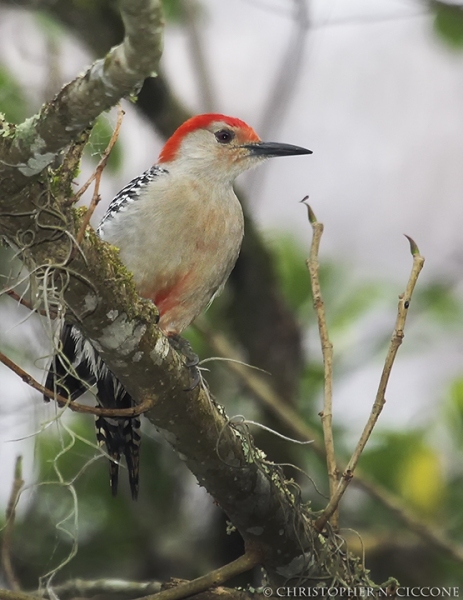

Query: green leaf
[361,430,424,489]
[162,0,186,22]
[299,362,325,409]
[416,281,461,324]
[362,431,445,516]
[0,66,27,123]
[444,376,463,448]
[267,233,311,313]
[433,2,463,49]
[34,10,64,40]
[329,281,385,334]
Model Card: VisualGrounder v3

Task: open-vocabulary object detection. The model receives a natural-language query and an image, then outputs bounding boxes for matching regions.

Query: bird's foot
[168,335,201,390]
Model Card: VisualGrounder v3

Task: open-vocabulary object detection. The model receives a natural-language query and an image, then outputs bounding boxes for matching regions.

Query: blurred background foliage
[1,0,463,593]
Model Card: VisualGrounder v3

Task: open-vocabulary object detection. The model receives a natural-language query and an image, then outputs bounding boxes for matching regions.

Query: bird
[45,113,312,499]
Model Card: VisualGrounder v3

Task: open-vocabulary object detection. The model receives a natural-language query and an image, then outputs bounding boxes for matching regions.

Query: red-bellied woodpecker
[45,113,312,499]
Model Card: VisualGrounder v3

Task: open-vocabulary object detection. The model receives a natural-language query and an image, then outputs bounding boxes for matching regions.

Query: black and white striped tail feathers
[45,323,141,499]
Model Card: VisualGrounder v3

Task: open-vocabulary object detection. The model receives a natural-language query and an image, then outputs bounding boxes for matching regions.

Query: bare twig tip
[308,204,318,224]
[404,234,420,257]
[300,197,317,224]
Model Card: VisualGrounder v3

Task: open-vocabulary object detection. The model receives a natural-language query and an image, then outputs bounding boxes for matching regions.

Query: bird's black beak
[243,141,312,157]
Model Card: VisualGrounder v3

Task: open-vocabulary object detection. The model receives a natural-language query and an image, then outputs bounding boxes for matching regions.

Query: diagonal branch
[0,349,153,418]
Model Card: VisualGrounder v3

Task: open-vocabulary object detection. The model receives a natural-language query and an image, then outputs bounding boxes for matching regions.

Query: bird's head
[158,113,312,182]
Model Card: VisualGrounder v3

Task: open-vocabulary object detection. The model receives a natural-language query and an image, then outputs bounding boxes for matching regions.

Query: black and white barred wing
[97,165,167,235]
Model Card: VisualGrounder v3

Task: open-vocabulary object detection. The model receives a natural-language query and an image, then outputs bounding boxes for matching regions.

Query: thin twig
[69,105,124,262]
[195,313,463,565]
[71,104,125,207]
[5,289,36,313]
[4,289,57,319]
[1,457,24,592]
[0,350,152,418]
[73,105,124,249]
[315,236,425,531]
[304,202,338,529]
[135,550,260,600]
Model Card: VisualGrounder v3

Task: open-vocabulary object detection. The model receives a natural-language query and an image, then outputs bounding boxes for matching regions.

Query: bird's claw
[168,335,201,391]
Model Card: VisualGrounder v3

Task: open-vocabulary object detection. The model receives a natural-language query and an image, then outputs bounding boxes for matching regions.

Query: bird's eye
[215,129,234,144]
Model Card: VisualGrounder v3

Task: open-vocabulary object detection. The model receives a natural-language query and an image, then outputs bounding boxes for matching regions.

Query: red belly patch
[145,272,192,331]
